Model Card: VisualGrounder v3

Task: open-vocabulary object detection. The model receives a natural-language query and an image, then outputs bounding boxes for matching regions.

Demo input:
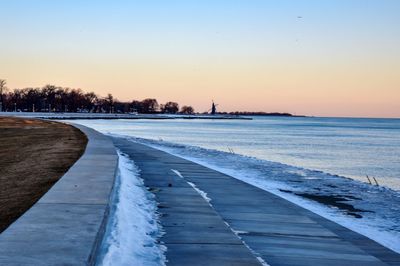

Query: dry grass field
[0,117,87,232]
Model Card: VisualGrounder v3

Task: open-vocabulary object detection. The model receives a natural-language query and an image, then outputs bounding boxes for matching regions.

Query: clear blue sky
[1,0,400,117]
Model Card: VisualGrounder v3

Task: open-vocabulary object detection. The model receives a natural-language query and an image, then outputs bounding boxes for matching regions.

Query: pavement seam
[170,168,267,266]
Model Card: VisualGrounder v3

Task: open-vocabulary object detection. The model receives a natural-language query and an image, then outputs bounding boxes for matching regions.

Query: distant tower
[211,101,217,115]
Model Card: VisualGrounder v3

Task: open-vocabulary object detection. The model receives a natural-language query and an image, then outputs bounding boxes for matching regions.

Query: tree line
[0,80,195,114]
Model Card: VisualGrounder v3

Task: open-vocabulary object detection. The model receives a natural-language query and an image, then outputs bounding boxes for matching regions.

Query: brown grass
[0,117,87,232]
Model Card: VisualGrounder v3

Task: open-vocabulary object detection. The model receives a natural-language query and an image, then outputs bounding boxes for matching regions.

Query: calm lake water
[75,116,400,191]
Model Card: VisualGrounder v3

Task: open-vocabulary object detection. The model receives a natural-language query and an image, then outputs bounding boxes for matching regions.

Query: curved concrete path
[0,124,118,265]
[1,126,399,266]
[114,138,400,266]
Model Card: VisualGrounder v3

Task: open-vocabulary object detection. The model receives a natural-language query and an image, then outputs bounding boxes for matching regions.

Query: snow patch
[98,151,166,266]
[171,169,184,179]
[232,230,250,235]
[222,222,270,266]
[256,256,271,266]
[171,169,211,203]
[187,181,212,203]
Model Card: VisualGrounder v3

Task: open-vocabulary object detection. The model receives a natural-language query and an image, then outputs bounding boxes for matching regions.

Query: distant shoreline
[224,112,305,117]
[0,112,252,120]
[0,111,307,120]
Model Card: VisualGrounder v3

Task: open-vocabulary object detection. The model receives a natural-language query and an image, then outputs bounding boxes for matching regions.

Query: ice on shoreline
[112,134,400,254]
[98,151,166,266]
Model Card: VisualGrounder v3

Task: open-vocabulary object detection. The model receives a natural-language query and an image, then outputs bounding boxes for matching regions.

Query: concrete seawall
[0,124,118,265]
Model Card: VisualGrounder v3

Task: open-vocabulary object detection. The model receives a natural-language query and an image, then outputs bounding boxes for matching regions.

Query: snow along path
[108,134,400,255]
[112,137,400,266]
[112,138,263,266]
[97,151,166,266]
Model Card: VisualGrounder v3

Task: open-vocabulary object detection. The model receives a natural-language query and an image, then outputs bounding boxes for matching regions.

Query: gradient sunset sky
[1,0,399,117]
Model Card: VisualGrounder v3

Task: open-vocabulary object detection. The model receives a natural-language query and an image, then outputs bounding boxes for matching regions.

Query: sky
[1,0,399,117]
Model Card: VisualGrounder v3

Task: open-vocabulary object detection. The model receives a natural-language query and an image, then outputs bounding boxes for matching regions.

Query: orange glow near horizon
[1,1,399,118]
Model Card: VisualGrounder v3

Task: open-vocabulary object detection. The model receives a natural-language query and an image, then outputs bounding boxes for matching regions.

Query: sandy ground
[0,117,87,232]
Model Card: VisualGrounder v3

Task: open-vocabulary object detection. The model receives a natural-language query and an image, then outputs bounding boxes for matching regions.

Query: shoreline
[113,137,400,264]
[0,112,252,120]
[116,134,400,255]
[1,120,399,264]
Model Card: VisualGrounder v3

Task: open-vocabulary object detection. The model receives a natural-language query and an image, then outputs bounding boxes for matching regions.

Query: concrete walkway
[114,138,400,266]
[0,124,118,265]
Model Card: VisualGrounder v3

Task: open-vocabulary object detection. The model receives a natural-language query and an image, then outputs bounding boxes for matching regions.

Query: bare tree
[161,101,179,114]
[141,98,159,113]
[0,82,196,114]
[105,93,114,113]
[0,79,7,112]
[131,100,144,113]
[180,105,195,114]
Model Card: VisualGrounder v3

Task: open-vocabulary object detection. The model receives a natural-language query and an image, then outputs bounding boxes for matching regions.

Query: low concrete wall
[0,124,118,265]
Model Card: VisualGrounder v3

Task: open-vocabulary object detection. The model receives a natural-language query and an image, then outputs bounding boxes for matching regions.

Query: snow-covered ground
[97,151,166,266]
[112,135,400,254]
